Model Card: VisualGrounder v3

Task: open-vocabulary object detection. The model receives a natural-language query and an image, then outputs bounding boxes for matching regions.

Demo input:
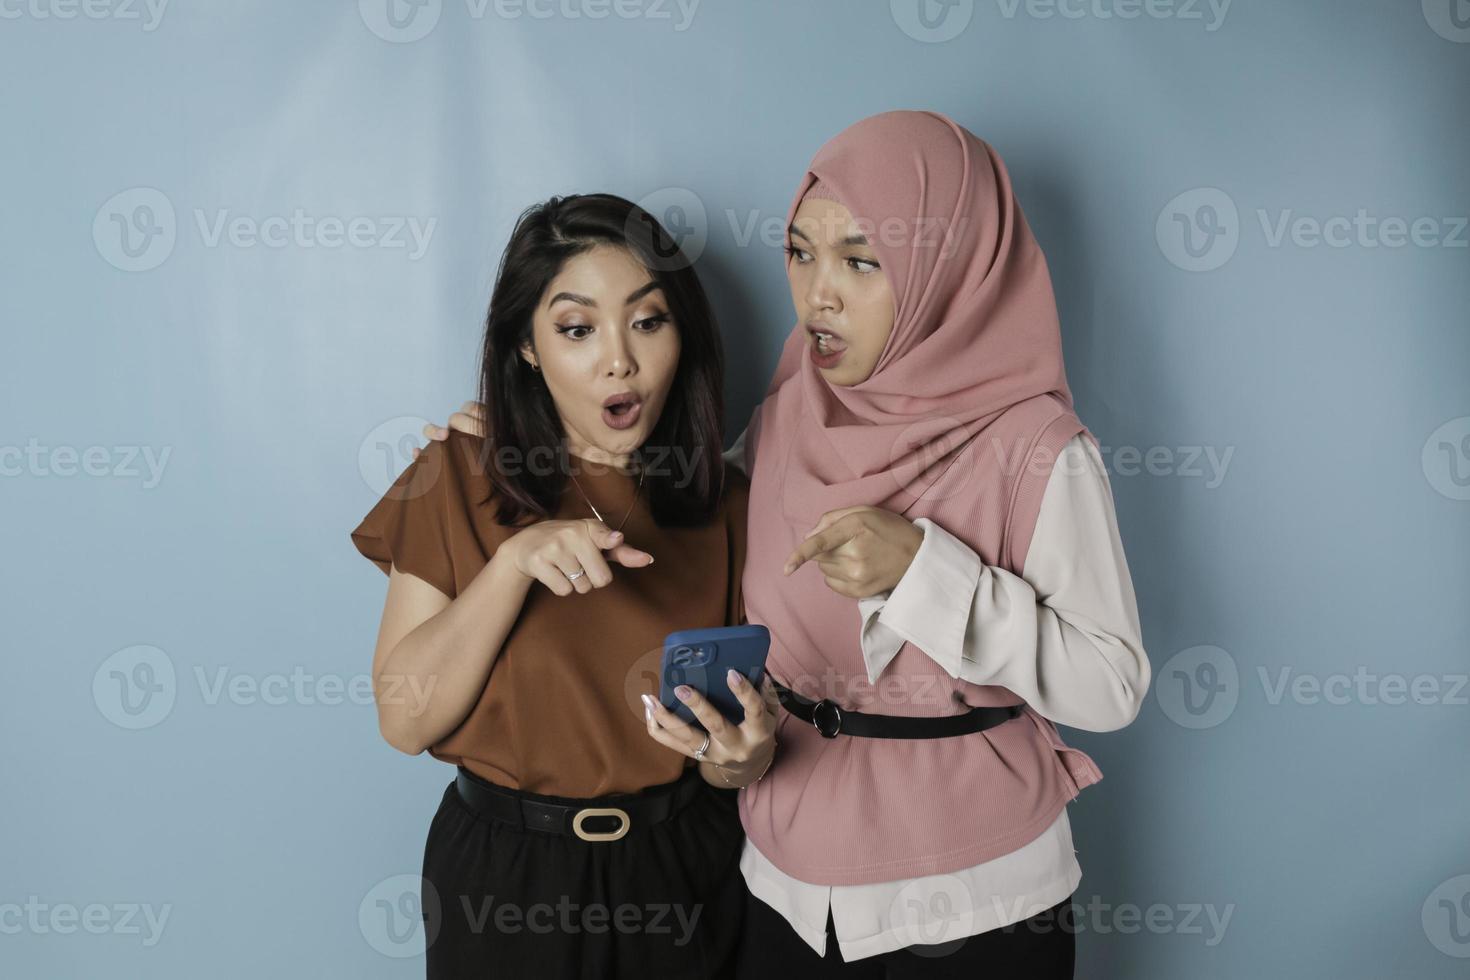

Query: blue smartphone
[658,624,770,728]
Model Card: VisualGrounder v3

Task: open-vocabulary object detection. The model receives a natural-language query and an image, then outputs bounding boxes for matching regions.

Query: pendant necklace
[569,461,645,533]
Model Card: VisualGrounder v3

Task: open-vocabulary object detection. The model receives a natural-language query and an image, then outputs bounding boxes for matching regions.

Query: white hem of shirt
[738,812,1083,962]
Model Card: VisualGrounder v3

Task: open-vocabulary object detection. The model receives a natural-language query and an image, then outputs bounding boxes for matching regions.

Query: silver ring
[693,733,711,761]
[566,568,585,581]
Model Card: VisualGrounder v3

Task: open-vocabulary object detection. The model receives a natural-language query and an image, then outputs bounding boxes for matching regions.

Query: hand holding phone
[658,624,770,728]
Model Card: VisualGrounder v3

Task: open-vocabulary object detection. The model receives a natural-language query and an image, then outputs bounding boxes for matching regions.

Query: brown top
[351,428,749,797]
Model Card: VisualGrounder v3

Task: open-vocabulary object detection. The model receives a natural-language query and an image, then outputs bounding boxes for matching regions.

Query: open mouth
[807,325,848,367]
[809,330,847,355]
[602,392,643,430]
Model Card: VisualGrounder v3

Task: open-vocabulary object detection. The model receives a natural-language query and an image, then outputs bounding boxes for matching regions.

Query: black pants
[736,883,1077,979]
[421,768,746,980]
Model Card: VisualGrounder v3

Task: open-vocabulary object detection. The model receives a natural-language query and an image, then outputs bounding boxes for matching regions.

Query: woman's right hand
[413,401,487,459]
[502,518,654,596]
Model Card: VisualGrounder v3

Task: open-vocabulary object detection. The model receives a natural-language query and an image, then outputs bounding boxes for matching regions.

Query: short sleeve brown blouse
[351,428,749,797]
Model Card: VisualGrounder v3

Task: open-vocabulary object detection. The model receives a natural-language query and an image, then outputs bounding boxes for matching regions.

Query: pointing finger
[784,520,856,575]
[607,543,655,567]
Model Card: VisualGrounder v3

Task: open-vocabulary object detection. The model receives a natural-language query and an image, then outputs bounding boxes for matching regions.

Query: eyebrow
[546,280,662,309]
[787,223,870,248]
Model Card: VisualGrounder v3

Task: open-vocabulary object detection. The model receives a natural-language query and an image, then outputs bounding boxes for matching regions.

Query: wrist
[706,749,774,788]
[487,541,533,589]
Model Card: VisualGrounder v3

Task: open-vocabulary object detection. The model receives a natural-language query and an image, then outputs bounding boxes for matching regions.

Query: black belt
[774,681,1024,739]
[453,766,704,842]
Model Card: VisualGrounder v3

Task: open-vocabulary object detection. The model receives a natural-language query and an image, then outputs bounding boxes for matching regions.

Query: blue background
[3,1,1468,976]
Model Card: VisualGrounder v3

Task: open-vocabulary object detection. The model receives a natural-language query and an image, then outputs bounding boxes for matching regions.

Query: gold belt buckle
[571,807,631,842]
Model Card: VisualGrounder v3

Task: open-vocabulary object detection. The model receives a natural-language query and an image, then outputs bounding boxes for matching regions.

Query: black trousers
[421,768,746,980]
[736,883,1077,979]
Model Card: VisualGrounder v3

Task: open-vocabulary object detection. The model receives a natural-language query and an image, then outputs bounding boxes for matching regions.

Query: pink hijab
[739,110,1104,884]
[752,108,1084,535]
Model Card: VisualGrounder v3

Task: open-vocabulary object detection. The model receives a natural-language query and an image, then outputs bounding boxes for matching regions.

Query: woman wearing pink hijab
[422,110,1150,975]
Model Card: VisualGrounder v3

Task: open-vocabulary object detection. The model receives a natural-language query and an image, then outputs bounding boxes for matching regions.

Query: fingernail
[727,669,743,687]
[675,685,693,701]
[610,531,622,540]
[640,694,654,720]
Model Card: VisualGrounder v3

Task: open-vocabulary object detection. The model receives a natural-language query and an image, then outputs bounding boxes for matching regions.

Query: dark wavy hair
[474,193,726,528]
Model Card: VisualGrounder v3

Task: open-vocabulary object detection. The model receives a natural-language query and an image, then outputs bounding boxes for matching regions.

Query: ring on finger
[693,733,711,761]
[566,568,586,581]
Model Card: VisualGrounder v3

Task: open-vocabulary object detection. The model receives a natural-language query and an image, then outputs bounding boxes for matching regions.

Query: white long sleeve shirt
[723,421,1149,960]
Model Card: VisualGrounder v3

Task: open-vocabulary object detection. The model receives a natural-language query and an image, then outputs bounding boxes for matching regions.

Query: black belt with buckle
[774,680,1024,739]
[454,766,704,842]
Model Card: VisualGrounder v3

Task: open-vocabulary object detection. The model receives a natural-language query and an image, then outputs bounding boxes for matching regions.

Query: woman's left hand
[782,505,924,599]
[643,672,779,787]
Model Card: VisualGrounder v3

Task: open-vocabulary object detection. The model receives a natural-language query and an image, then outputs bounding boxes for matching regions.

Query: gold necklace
[568,462,645,532]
